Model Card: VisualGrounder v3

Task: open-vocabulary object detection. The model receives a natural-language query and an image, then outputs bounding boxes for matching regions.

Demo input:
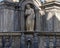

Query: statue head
[26,4,31,9]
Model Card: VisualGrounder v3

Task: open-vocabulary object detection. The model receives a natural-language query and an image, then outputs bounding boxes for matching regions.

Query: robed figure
[25,4,35,31]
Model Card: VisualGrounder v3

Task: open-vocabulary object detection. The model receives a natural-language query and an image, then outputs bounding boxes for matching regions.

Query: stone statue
[25,4,35,31]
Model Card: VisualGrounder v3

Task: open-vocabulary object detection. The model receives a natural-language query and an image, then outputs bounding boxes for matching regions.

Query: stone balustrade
[0,32,59,48]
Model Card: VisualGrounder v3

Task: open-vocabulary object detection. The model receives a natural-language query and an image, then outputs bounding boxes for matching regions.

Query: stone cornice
[0,1,19,10]
[40,1,60,10]
[44,1,60,7]
[0,32,60,36]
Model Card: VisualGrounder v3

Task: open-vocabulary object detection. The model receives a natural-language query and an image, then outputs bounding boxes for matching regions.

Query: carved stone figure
[25,4,35,31]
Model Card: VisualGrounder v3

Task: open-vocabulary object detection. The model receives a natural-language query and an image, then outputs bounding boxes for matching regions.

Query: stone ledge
[24,32,60,36]
[0,32,21,36]
[0,32,59,36]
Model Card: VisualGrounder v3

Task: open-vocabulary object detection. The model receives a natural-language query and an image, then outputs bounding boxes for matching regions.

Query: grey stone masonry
[0,1,19,32]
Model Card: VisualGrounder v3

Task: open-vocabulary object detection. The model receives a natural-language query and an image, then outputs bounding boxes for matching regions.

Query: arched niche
[19,0,41,31]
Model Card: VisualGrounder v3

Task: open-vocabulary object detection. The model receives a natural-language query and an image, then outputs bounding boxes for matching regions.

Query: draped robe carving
[25,4,35,31]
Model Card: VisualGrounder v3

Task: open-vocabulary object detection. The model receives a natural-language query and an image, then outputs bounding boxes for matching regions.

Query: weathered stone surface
[0,1,20,32]
[45,0,54,2]
[0,0,60,48]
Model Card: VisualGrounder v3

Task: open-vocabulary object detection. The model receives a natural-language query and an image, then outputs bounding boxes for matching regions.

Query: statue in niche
[25,4,35,31]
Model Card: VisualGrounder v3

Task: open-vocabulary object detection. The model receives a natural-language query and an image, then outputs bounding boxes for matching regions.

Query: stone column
[53,36,56,48]
[35,9,41,31]
[2,36,5,48]
[46,12,54,32]
[14,7,20,31]
[33,33,38,48]
[20,33,26,48]
[46,36,50,48]
[20,9,25,31]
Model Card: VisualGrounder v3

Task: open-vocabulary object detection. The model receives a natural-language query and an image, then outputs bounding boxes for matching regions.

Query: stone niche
[19,0,41,31]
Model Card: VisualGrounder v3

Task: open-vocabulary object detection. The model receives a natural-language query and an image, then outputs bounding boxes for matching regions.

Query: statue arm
[31,9,35,19]
[25,10,31,16]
